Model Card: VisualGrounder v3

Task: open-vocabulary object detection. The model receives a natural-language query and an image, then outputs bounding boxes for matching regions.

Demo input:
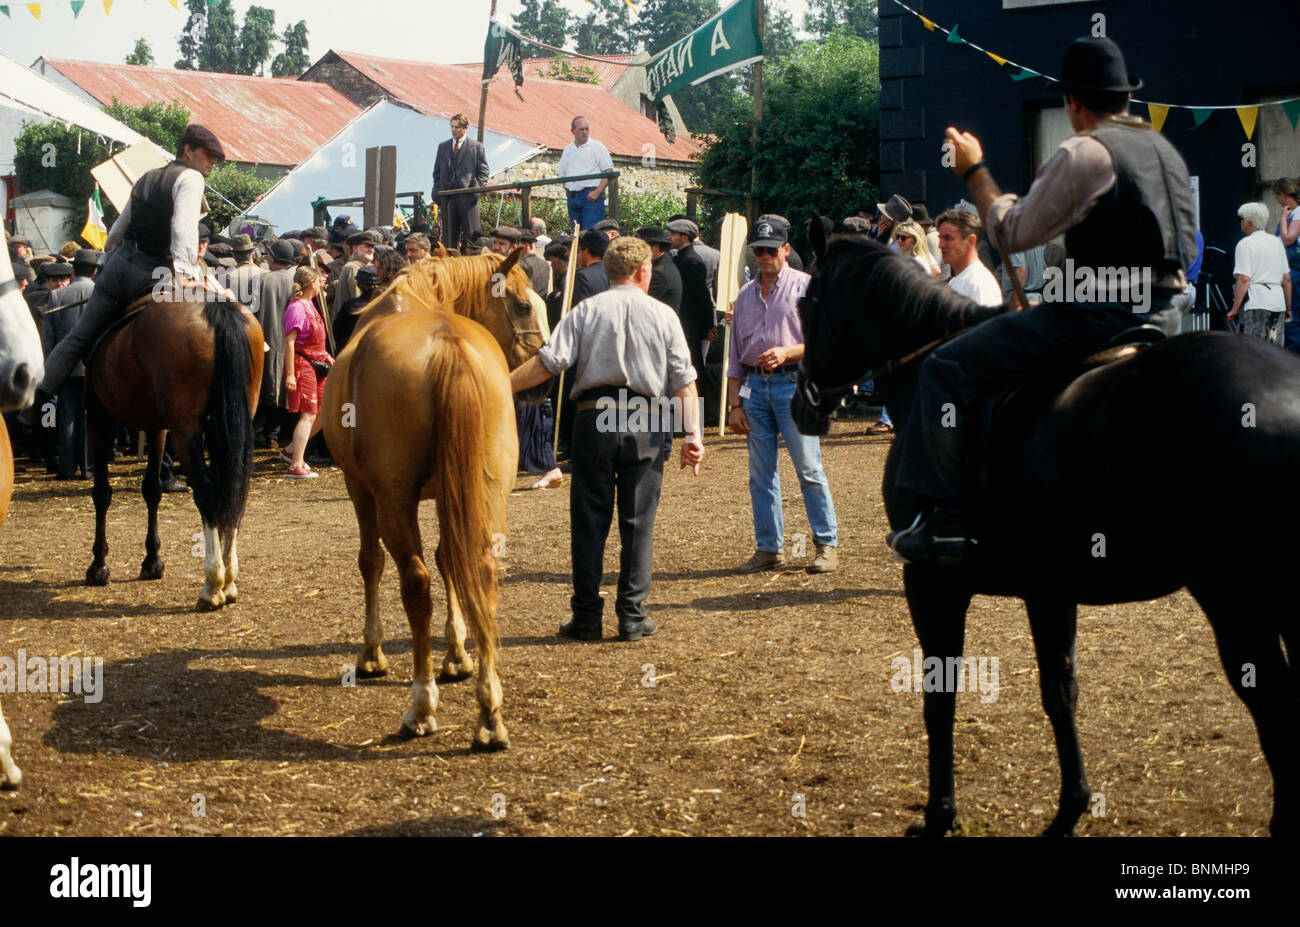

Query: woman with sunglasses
[893,220,941,277]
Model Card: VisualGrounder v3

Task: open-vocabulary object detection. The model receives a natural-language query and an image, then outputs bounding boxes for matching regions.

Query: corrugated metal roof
[333,50,700,163]
[38,58,362,166]
[454,53,640,91]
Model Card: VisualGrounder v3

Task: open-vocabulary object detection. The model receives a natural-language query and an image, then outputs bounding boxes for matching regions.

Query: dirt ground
[0,419,1273,837]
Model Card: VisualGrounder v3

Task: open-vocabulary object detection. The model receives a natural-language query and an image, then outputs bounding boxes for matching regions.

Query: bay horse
[1,222,45,788]
[85,289,264,611]
[793,230,1299,836]
[323,249,547,749]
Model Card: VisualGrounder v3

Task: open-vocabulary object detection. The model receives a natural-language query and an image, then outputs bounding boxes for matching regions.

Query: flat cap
[356,264,379,285]
[9,235,31,247]
[268,239,296,264]
[304,227,328,241]
[491,225,522,241]
[665,218,699,239]
[347,230,378,246]
[593,218,621,232]
[38,261,73,278]
[207,242,233,257]
[197,222,211,241]
[178,124,225,160]
[635,226,670,246]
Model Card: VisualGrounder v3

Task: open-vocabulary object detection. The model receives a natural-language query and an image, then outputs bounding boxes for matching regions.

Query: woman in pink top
[282,266,333,479]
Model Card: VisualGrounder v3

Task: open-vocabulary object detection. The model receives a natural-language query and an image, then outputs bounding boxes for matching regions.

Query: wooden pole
[749,0,764,225]
[552,222,581,450]
[477,0,499,144]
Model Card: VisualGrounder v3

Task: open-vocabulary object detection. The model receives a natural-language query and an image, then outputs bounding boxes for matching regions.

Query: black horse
[792,230,1298,836]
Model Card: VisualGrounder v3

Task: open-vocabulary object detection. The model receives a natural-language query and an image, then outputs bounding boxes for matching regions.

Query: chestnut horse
[323,249,546,749]
[1,222,45,788]
[85,291,264,610]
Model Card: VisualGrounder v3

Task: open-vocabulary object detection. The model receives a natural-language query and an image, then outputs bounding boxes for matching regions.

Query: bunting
[890,0,1300,141]
[70,0,81,15]
[0,0,189,17]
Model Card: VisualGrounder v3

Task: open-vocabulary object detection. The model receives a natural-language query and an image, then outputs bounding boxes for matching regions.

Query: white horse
[0,223,44,789]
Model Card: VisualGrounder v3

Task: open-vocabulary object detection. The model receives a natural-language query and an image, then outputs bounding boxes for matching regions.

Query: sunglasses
[753,246,781,256]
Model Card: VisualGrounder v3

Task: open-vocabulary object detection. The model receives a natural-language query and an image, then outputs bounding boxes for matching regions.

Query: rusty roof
[38,58,362,166]
[454,53,640,92]
[329,50,699,163]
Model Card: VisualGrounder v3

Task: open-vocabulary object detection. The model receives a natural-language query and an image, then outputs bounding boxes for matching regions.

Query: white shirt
[1234,229,1289,311]
[948,260,1003,306]
[557,139,614,191]
[104,165,206,281]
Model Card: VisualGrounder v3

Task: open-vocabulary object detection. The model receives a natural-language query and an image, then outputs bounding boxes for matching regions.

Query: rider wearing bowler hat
[24,124,226,421]
[889,37,1198,567]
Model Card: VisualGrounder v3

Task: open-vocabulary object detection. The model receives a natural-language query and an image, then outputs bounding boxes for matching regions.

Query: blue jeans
[742,370,838,552]
[567,189,606,230]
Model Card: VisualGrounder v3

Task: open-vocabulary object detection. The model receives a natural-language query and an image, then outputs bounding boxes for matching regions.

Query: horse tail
[425,330,499,647]
[201,301,254,535]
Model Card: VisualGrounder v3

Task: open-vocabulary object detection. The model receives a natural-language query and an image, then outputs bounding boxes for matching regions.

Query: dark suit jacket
[432,137,490,199]
[44,275,95,377]
[572,262,609,305]
[673,243,713,339]
[649,252,682,312]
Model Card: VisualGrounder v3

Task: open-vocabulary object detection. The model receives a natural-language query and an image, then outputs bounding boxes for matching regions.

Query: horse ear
[434,242,447,258]
[497,246,524,278]
[809,211,827,263]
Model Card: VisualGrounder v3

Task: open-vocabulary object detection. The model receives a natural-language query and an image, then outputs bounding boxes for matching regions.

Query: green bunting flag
[71,0,84,16]
[482,19,525,90]
[1191,108,1213,127]
[1011,67,1040,81]
[1283,99,1300,131]
[0,6,9,17]
[946,25,963,44]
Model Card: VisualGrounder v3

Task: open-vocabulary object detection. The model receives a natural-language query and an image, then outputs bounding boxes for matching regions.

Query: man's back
[573,262,610,303]
[649,253,682,312]
[674,244,713,338]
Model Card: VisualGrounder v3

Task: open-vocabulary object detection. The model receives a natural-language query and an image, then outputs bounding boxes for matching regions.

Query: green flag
[483,19,525,90]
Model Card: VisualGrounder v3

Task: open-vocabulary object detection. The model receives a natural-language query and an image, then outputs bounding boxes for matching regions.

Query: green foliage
[476,190,685,239]
[125,38,155,67]
[803,0,879,40]
[102,99,191,153]
[539,54,601,85]
[271,21,311,78]
[572,0,632,56]
[175,0,206,69]
[236,5,278,76]
[198,0,240,73]
[204,163,276,232]
[512,0,571,49]
[12,122,115,235]
[695,33,881,257]
[618,191,688,232]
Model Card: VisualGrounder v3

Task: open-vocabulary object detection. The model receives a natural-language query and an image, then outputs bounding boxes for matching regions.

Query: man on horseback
[889,37,1197,567]
[22,125,226,418]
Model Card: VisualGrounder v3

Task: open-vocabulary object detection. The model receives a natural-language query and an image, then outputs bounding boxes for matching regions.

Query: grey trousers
[440,194,482,252]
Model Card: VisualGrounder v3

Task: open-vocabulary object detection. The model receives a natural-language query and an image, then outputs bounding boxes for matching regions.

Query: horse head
[481,248,547,379]
[0,225,43,410]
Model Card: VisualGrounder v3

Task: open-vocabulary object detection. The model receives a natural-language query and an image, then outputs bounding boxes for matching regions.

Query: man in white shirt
[557,116,614,231]
[29,124,225,412]
[937,209,1004,307]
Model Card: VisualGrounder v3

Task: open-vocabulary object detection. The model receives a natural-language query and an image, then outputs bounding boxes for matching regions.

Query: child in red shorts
[282,266,333,478]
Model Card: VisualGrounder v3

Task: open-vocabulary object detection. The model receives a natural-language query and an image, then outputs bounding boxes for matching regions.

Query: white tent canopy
[245,98,545,234]
[1,52,146,177]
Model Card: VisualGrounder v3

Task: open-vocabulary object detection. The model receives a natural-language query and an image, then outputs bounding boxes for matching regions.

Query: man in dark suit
[43,250,100,479]
[667,218,715,419]
[572,229,610,303]
[431,113,490,253]
[636,226,681,313]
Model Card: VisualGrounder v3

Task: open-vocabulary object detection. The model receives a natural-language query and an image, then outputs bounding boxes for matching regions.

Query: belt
[742,363,799,376]
[575,385,651,411]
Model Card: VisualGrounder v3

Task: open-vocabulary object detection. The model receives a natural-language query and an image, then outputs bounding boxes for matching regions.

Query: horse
[0,223,45,789]
[323,249,547,749]
[792,230,1299,836]
[84,287,264,611]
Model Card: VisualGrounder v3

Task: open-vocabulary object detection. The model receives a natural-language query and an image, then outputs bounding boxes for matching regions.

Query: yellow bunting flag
[25,3,39,18]
[1147,104,1170,133]
[169,0,178,7]
[986,51,1008,67]
[1236,105,1259,140]
[103,0,114,14]
[918,15,936,31]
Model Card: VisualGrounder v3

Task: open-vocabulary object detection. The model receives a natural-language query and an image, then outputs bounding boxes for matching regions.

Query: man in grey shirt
[510,237,704,643]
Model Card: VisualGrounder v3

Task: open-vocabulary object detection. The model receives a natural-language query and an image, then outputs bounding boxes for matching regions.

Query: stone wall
[498,151,696,206]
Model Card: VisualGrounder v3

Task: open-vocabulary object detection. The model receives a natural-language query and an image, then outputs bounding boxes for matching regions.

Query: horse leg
[346,477,387,678]
[376,500,437,736]
[178,432,225,611]
[904,564,971,837]
[470,601,508,752]
[1190,583,1296,835]
[138,430,166,580]
[220,528,238,604]
[1024,596,1091,836]
[84,403,114,586]
[435,542,476,683]
[0,698,19,789]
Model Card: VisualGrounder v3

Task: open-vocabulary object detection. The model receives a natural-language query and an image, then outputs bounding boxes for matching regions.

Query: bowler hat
[1049,37,1142,94]
[911,203,934,227]
[876,194,912,224]
[38,261,73,279]
[635,226,670,246]
[178,124,225,160]
[579,229,609,257]
[72,248,102,268]
[268,239,296,264]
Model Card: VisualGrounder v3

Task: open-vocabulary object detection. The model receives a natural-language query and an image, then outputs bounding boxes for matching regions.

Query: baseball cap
[749,218,789,248]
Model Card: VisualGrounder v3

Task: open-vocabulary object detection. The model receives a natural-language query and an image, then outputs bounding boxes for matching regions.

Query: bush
[475,189,686,238]
[204,163,277,232]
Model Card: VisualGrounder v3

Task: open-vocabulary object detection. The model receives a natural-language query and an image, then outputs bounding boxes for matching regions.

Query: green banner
[644,0,764,103]
[483,19,525,88]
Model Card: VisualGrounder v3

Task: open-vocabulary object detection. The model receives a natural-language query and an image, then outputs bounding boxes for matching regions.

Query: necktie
[454,141,461,158]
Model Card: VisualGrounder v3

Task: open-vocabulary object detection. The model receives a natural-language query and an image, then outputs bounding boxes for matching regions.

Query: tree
[511,0,570,50]
[197,0,240,73]
[572,0,632,56]
[695,33,881,256]
[632,0,741,133]
[763,2,800,62]
[102,99,191,153]
[540,54,601,85]
[271,21,311,78]
[175,0,206,70]
[125,38,155,67]
[803,0,879,40]
[236,6,277,77]
[205,163,275,231]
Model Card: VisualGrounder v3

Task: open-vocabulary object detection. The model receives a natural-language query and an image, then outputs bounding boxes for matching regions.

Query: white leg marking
[0,698,21,789]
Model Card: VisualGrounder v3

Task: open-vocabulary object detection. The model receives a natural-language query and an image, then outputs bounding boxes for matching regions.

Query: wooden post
[520,186,532,229]
[552,222,582,450]
[749,0,764,224]
[687,189,698,222]
[477,0,499,144]
[607,174,619,222]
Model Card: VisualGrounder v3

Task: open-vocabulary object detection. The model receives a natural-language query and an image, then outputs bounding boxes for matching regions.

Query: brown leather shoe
[737,550,784,573]
[807,544,838,574]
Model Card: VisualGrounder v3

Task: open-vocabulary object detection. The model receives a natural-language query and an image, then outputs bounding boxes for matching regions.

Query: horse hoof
[85,565,110,586]
[195,593,224,612]
[0,768,20,790]
[139,559,165,581]
[437,662,475,684]
[471,726,510,752]
[356,660,388,679]
[400,715,437,738]
[222,584,238,604]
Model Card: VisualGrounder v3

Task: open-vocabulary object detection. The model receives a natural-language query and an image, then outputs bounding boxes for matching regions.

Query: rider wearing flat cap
[889,37,1197,567]
[26,124,226,417]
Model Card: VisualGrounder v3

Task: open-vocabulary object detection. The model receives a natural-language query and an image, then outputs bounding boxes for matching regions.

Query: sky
[0,0,812,70]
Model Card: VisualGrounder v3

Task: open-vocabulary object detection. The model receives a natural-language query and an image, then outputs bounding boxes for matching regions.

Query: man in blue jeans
[558,116,614,230]
[726,219,839,574]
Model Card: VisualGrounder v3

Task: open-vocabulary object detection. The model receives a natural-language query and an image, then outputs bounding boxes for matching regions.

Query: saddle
[86,296,153,371]
[976,324,1165,487]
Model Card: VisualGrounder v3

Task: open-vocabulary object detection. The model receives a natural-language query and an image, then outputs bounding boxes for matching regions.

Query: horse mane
[351,252,510,329]
[821,235,1005,343]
